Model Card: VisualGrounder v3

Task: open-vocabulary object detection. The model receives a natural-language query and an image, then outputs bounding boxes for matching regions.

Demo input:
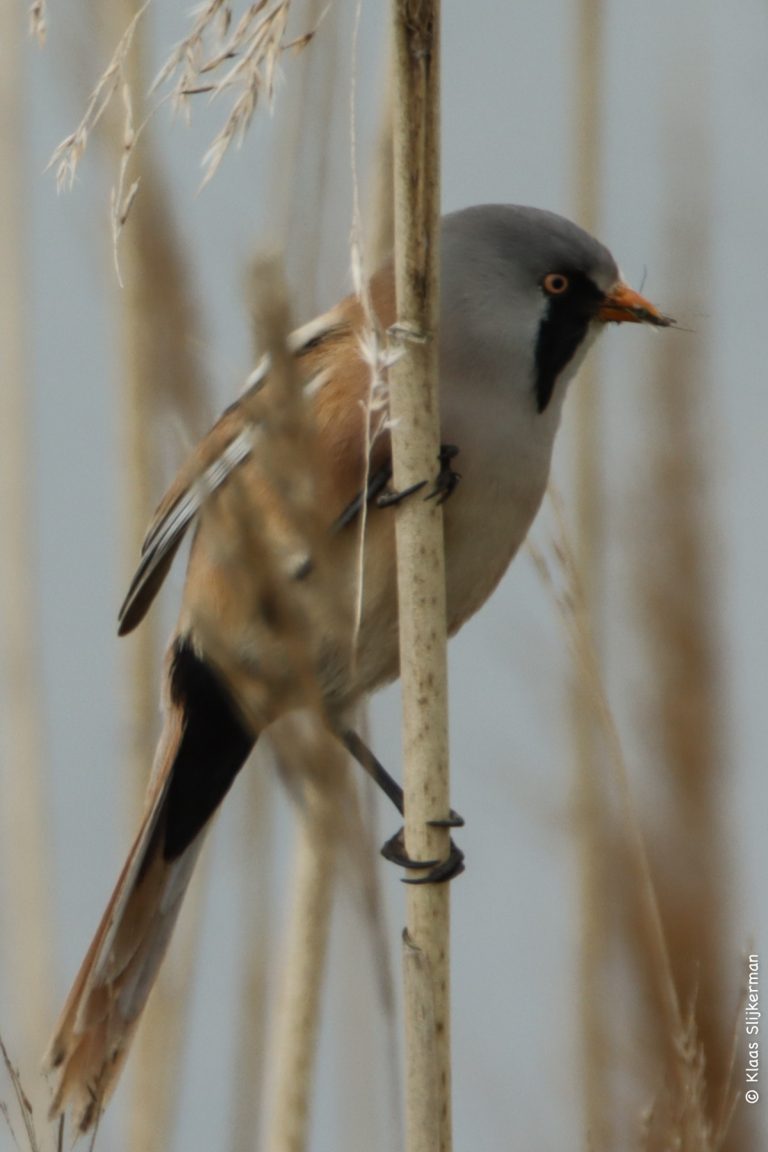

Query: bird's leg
[341,729,465,883]
[374,478,428,509]
[341,729,405,813]
[332,464,395,531]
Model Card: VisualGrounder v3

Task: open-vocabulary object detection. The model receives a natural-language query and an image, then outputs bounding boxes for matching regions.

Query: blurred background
[0,1,766,1149]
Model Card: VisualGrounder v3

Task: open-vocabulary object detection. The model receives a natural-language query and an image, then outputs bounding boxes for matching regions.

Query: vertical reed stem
[104,6,207,1146]
[266,726,347,1152]
[390,4,452,1151]
[0,2,54,1106]
[570,4,609,1150]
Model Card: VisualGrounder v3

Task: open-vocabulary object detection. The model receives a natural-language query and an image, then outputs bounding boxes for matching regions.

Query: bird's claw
[404,845,465,884]
[425,444,461,505]
[428,808,465,829]
[375,445,461,511]
[381,826,465,883]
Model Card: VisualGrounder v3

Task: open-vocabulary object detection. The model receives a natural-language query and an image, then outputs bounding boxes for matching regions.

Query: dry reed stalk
[201,258,348,1152]
[232,35,351,1133]
[630,177,743,1152]
[120,162,212,1152]
[332,84,400,1150]
[264,719,348,1152]
[267,0,340,316]
[622,23,746,1147]
[100,5,210,1146]
[390,4,452,1151]
[231,762,273,1152]
[0,1,55,1129]
[531,499,724,1152]
[368,80,395,270]
[354,77,395,982]
[225,261,282,1152]
[569,5,612,1149]
[120,218,210,1152]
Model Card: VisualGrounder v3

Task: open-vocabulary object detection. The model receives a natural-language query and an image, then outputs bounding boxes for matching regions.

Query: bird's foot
[425,443,461,505]
[381,819,466,884]
[375,444,461,511]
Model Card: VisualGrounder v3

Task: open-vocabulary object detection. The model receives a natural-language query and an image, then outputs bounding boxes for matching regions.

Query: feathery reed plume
[390,3,453,1150]
[50,0,320,202]
[1,1034,43,1152]
[0,0,55,1129]
[49,0,151,192]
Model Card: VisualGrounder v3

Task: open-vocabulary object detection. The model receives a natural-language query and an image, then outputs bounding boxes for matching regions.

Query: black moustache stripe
[534,272,603,413]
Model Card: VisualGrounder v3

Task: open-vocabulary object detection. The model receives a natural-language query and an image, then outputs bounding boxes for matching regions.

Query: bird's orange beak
[598,281,674,327]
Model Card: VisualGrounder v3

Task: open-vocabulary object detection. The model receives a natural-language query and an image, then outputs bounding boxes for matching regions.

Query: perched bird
[45,204,671,1131]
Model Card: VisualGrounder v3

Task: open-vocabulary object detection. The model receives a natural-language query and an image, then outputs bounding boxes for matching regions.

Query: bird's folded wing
[117,417,256,635]
[117,274,397,637]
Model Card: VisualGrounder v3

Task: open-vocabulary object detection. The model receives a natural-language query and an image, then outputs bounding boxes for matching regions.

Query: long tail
[44,636,255,1133]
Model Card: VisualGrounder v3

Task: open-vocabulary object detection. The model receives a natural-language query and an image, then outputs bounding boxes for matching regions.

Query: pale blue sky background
[2,1,767,1149]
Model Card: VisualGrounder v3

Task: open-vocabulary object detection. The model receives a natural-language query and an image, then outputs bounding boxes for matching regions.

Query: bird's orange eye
[543,273,569,295]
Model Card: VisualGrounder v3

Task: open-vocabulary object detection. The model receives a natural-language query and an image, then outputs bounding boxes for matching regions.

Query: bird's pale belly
[319,455,548,714]
[442,462,546,633]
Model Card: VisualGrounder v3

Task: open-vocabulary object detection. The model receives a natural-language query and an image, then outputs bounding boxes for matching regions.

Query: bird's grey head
[440,204,623,414]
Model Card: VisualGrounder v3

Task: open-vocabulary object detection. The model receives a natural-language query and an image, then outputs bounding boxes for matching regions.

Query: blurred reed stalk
[390,3,453,1150]
[108,0,159,811]
[629,21,745,1144]
[102,3,209,1146]
[227,259,283,1152]
[335,81,400,1152]
[634,282,733,1152]
[268,0,339,317]
[0,0,55,1121]
[264,720,348,1152]
[241,257,348,1152]
[231,760,273,1152]
[368,82,395,269]
[532,501,721,1152]
[250,16,354,1148]
[569,4,612,1150]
